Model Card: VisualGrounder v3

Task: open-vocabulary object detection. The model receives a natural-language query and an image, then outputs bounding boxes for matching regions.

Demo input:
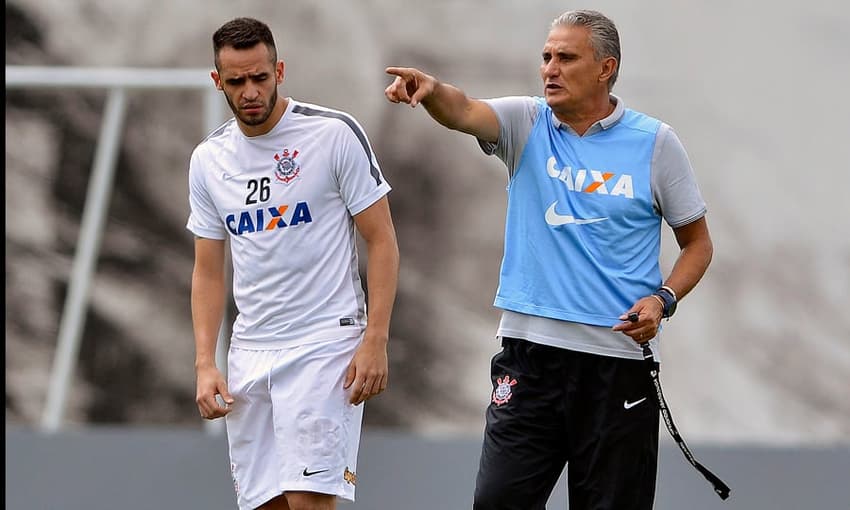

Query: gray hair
[551,10,621,90]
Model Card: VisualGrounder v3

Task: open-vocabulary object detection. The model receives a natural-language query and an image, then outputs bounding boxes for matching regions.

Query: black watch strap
[653,287,677,318]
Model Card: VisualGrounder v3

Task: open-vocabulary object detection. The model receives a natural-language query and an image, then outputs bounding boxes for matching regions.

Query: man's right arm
[385,66,500,143]
[191,236,232,419]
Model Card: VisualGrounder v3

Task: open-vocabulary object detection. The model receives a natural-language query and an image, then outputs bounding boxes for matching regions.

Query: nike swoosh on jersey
[545,201,608,226]
[302,468,329,477]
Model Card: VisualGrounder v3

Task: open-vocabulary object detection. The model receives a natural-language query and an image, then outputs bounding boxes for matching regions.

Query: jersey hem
[230,328,364,350]
[496,327,660,362]
[494,298,621,328]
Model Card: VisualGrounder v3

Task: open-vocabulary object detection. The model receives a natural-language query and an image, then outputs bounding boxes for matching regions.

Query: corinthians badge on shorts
[273,148,300,183]
[492,374,518,406]
[344,466,357,486]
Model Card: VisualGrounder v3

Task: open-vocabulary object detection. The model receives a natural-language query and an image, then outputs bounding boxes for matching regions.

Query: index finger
[385,66,414,80]
[349,382,366,405]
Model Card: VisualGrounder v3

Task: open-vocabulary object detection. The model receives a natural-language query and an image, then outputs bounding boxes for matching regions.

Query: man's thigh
[227,337,364,509]
[567,352,660,510]
[474,338,570,510]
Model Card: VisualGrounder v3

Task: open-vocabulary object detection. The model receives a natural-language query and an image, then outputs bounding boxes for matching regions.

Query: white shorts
[225,335,364,509]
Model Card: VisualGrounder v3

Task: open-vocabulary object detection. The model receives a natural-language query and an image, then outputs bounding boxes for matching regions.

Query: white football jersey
[187,98,391,347]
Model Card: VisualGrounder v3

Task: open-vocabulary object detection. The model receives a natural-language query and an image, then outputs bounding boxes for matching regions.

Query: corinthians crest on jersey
[274,148,301,183]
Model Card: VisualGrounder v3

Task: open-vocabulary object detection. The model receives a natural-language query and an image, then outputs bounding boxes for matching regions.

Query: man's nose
[243,84,260,100]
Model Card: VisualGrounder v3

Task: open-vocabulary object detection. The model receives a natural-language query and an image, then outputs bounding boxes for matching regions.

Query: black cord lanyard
[642,343,731,500]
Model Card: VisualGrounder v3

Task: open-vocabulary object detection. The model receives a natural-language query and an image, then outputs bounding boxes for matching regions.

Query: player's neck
[554,93,614,136]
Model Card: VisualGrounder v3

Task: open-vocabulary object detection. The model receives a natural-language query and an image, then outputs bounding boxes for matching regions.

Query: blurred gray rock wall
[5,0,850,444]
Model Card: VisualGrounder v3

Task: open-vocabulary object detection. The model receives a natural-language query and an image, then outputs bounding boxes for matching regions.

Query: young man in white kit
[187,17,399,510]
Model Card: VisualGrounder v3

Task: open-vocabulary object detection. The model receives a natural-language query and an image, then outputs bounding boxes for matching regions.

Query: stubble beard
[225,89,278,127]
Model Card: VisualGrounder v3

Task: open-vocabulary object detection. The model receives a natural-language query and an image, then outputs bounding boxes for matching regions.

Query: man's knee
[474,479,541,510]
[283,491,335,510]
[257,494,289,510]
[472,485,504,510]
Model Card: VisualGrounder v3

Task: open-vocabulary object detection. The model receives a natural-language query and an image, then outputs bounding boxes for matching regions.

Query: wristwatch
[653,286,678,318]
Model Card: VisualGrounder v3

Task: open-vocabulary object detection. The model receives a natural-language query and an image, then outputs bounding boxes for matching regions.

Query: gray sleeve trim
[477,96,539,176]
[651,123,707,228]
[292,104,382,186]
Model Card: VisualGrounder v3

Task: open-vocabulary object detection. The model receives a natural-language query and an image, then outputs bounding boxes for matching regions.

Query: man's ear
[276,60,285,85]
[211,70,223,90]
[599,57,617,85]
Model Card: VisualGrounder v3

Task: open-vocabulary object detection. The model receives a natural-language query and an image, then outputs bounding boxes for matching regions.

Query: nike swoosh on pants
[623,397,647,409]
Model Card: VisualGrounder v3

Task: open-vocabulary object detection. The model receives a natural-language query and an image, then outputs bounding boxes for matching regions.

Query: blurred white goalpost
[5,65,230,435]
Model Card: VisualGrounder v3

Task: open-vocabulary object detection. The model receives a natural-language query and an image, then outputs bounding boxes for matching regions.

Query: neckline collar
[550,94,624,136]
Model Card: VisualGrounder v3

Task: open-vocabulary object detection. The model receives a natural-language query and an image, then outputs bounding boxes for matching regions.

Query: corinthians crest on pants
[274,148,300,183]
[492,374,518,406]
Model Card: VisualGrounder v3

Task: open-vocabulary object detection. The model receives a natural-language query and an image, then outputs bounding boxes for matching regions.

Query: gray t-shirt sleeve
[477,96,540,176]
[651,123,707,228]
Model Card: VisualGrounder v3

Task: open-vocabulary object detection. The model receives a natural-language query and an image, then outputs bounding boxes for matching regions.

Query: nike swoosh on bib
[545,201,608,226]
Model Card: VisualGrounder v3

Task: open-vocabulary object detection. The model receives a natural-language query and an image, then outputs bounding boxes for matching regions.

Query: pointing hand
[384,67,436,108]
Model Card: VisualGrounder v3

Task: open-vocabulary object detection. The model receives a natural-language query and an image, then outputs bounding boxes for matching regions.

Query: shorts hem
[283,481,355,502]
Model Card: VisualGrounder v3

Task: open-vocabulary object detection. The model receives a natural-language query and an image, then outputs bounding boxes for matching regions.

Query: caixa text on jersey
[226,201,313,236]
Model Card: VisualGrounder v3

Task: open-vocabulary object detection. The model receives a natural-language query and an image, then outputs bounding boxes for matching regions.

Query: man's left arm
[656,124,714,302]
[615,124,713,341]
[345,196,399,405]
[665,216,713,301]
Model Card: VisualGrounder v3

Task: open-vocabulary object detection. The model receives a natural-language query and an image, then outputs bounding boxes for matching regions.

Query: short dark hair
[212,17,277,69]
